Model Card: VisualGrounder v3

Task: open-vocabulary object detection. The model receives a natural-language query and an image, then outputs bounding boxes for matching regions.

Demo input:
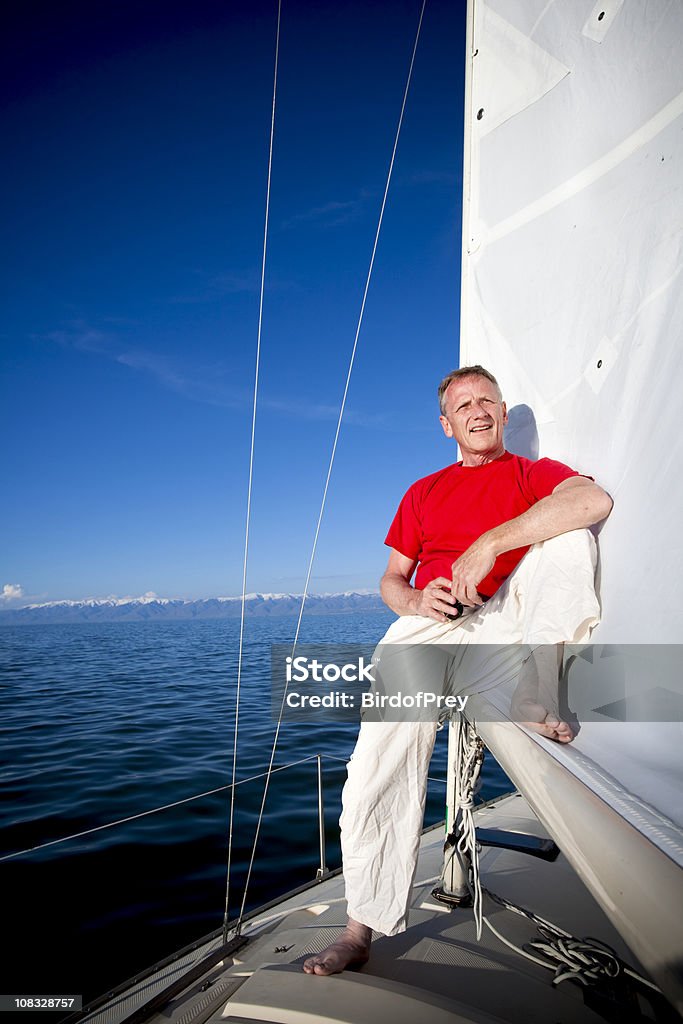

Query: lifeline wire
[234,0,428,935]
[222,0,281,944]
[0,755,321,864]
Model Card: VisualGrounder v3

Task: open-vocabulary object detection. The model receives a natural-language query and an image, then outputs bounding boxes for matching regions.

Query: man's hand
[413,576,462,622]
[380,551,465,621]
[451,536,496,607]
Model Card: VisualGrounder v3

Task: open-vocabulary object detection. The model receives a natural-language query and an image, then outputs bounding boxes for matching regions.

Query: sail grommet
[477,108,484,120]
[582,0,624,42]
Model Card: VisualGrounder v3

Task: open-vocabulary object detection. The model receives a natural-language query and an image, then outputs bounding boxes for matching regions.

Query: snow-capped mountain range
[0,591,387,623]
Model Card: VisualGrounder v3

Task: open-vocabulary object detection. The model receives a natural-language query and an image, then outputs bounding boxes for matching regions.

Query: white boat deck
[81,792,664,1024]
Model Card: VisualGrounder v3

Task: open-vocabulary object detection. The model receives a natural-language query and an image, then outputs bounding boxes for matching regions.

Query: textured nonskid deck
[79,792,656,1024]
[211,793,650,1023]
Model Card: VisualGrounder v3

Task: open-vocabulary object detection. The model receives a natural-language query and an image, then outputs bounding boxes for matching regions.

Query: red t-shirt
[384,451,582,598]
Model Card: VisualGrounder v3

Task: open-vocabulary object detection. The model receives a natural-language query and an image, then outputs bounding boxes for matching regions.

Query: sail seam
[480,89,683,250]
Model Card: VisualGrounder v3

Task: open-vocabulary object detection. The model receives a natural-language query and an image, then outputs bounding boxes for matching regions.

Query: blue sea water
[0,614,510,1008]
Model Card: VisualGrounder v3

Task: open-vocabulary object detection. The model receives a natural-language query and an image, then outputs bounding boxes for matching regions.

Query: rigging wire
[232,0,428,936]
[222,0,281,944]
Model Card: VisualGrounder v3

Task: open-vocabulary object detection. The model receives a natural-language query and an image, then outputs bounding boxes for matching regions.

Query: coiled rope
[448,712,485,936]
[446,717,662,996]
[482,888,662,994]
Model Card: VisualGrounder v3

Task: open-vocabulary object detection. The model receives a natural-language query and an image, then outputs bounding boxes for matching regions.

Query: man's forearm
[382,479,613,617]
[380,571,420,616]
[485,479,613,558]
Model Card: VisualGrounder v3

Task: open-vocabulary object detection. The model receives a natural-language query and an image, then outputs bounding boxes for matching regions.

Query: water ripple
[0,614,509,1004]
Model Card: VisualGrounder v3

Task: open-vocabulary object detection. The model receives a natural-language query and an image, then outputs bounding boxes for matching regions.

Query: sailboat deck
[81,792,658,1024]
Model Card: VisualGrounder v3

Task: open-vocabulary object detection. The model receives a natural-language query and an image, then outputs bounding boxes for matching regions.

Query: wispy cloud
[406,169,457,186]
[40,321,246,409]
[273,574,369,582]
[169,270,260,304]
[279,170,454,231]
[38,320,389,426]
[43,323,109,355]
[113,347,248,409]
[260,396,387,428]
[169,269,301,305]
[281,188,374,230]
[1,583,24,602]
[115,349,196,393]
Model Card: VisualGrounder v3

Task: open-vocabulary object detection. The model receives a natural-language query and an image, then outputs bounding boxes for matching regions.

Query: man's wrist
[480,528,504,558]
[380,573,419,616]
[404,586,420,615]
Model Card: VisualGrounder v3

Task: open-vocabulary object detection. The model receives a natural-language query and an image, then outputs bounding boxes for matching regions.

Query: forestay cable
[222,0,281,943]
[234,0,428,935]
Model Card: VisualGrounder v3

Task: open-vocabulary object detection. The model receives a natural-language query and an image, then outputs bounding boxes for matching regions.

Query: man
[303,365,613,976]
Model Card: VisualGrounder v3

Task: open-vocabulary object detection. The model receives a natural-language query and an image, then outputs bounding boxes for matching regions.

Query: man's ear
[502,402,508,425]
[439,414,454,438]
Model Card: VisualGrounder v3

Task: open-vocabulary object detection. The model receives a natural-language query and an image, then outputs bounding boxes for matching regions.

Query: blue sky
[2,0,466,604]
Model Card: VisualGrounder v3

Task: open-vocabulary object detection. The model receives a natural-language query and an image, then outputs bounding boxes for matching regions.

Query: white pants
[339,529,600,935]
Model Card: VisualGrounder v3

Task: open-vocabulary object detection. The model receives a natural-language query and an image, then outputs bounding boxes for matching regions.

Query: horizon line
[1,588,383,611]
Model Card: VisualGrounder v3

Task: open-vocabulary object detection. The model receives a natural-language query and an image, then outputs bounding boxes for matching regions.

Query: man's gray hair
[438,365,502,415]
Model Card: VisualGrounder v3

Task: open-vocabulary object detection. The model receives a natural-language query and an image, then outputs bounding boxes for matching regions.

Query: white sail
[460,0,683,1008]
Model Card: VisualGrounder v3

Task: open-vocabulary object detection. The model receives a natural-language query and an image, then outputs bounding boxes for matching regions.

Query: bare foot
[303,919,372,975]
[512,645,575,743]
[518,699,575,743]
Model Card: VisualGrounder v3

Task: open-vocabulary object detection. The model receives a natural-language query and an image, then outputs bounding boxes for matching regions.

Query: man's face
[439,375,507,461]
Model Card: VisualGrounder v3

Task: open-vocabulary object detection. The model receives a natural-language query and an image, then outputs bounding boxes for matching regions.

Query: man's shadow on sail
[505,405,578,737]
[504,403,612,741]
[504,403,539,461]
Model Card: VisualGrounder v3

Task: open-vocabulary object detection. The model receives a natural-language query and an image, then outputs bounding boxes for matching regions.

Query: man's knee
[532,528,597,570]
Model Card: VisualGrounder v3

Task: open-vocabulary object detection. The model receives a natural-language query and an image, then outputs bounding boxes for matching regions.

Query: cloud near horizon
[1,583,24,602]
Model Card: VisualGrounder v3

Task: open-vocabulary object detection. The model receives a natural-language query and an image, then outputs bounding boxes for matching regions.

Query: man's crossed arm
[379,477,613,623]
